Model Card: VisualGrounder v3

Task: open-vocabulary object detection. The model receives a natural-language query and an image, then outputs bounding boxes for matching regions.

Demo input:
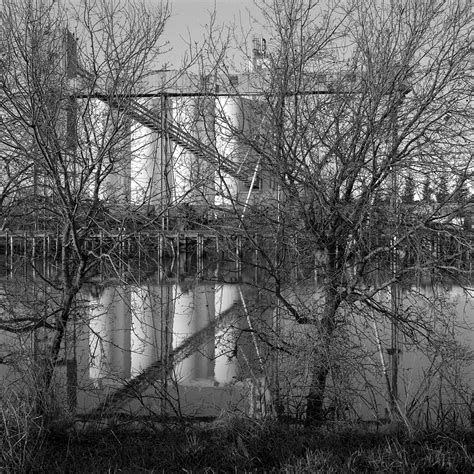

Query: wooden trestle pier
[0,230,248,275]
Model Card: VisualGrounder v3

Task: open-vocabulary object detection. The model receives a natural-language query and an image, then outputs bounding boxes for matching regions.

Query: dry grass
[2,413,473,473]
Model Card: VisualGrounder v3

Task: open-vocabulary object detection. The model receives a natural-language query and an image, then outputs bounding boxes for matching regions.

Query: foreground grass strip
[3,420,474,472]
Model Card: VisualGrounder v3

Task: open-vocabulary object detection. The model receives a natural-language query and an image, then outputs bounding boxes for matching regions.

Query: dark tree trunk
[305,253,341,426]
[305,364,330,425]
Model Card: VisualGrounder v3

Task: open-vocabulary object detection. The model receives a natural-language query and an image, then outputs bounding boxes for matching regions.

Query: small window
[229,75,239,87]
[244,175,261,189]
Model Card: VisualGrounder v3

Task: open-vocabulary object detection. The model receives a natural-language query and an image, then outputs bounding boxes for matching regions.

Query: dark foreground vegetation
[3,415,474,473]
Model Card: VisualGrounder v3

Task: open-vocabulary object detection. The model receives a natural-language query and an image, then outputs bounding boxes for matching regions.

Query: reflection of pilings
[0,231,272,279]
[0,231,252,262]
[0,232,57,270]
[87,296,241,417]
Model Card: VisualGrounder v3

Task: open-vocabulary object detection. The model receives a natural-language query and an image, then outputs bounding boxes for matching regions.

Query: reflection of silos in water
[89,286,131,382]
[130,98,171,208]
[172,283,215,384]
[172,96,215,205]
[130,283,172,376]
[215,283,240,385]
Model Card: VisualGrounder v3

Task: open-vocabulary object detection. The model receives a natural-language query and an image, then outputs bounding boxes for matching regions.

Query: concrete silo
[214,81,262,206]
[130,97,171,210]
[171,94,216,207]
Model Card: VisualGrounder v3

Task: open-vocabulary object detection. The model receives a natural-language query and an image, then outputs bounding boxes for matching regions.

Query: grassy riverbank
[3,415,474,472]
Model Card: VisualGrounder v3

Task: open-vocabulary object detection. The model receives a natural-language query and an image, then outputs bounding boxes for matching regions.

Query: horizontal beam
[71,89,346,99]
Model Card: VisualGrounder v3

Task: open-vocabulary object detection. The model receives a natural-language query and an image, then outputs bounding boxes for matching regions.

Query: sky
[160,0,259,68]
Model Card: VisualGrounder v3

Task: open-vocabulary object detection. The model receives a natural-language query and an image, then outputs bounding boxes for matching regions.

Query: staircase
[117,98,249,182]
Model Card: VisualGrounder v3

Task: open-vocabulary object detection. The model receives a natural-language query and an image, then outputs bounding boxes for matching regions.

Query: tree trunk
[305,364,330,425]
[39,227,86,415]
[305,273,341,426]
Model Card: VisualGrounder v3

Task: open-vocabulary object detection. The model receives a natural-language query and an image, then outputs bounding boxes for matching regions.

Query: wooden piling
[4,231,8,262]
[158,234,164,263]
[197,233,204,275]
[236,234,242,276]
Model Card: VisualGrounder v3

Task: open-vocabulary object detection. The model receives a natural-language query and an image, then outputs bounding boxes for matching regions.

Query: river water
[1,258,474,426]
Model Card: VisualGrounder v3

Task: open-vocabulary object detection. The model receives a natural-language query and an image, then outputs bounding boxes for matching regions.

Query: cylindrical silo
[214,96,242,205]
[130,98,171,209]
[214,93,258,205]
[171,95,215,206]
[101,106,132,204]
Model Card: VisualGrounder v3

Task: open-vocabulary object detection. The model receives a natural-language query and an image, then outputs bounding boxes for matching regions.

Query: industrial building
[67,34,275,215]
[1,26,470,236]
[0,29,278,232]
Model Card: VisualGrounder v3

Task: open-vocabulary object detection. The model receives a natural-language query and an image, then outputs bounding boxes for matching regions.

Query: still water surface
[1,260,474,424]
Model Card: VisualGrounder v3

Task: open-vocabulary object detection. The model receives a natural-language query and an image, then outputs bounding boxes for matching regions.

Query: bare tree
[199,0,473,425]
[0,0,171,403]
